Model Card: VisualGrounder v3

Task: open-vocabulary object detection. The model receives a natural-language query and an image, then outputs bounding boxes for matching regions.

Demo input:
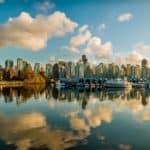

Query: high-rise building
[135,65,141,79]
[130,65,136,79]
[58,61,66,79]
[75,56,92,79]
[46,64,53,77]
[95,63,107,78]
[79,61,84,78]
[107,63,117,78]
[142,59,148,68]
[141,59,149,79]
[34,63,41,73]
[66,61,75,79]
[75,60,84,78]
[84,63,92,78]
[52,63,59,80]
[126,64,132,78]
[82,55,88,64]
[17,58,24,71]
[5,59,13,70]
[0,65,3,81]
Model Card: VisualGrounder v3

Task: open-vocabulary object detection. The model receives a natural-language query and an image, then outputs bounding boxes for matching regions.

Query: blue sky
[0,0,150,66]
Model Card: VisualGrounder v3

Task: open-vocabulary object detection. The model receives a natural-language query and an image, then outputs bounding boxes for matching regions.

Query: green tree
[7,68,16,80]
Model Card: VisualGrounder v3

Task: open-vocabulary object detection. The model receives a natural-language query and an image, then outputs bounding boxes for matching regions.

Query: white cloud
[35,1,55,13]
[0,11,78,51]
[126,51,143,65]
[70,28,91,47]
[67,46,80,54]
[67,24,113,58]
[135,42,150,52]
[48,56,65,63]
[78,24,89,33]
[98,23,106,31]
[117,13,133,22]
[0,0,5,4]
[116,51,143,65]
[66,25,91,54]
[85,36,112,58]
[48,56,58,63]
[134,43,150,66]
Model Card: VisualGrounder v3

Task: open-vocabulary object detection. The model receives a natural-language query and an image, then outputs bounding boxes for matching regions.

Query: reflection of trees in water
[2,88,14,103]
[0,86,150,108]
[0,84,46,104]
[21,84,45,101]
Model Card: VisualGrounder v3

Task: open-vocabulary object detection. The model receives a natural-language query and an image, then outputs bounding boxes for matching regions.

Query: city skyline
[0,55,150,80]
[0,0,150,66]
[0,55,150,67]
[0,1,150,149]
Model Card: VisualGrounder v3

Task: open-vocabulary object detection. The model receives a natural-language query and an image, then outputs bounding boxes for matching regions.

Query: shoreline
[0,81,46,88]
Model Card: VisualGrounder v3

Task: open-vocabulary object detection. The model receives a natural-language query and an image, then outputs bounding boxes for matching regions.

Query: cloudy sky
[0,0,149,65]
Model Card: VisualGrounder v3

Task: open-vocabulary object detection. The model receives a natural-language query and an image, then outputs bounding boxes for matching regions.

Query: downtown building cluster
[0,55,150,81]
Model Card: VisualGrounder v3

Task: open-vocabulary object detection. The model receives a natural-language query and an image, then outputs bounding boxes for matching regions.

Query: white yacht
[104,79,132,88]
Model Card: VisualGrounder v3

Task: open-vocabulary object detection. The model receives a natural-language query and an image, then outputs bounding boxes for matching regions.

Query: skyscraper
[17,58,24,71]
[75,60,84,78]
[0,65,3,81]
[5,59,13,70]
[58,61,66,79]
[53,63,59,80]
[141,59,149,79]
[142,59,148,68]
[46,64,53,78]
[82,55,87,64]
[66,61,75,79]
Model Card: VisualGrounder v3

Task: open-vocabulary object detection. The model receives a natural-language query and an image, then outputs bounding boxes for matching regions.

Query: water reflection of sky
[0,86,150,150]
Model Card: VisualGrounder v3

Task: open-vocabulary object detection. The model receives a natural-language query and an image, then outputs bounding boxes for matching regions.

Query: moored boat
[104,79,132,88]
[56,79,67,89]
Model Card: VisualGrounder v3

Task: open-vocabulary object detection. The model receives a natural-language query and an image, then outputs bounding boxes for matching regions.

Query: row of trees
[0,66,46,83]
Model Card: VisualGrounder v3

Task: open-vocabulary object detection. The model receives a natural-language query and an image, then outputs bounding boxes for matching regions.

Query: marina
[56,78,150,89]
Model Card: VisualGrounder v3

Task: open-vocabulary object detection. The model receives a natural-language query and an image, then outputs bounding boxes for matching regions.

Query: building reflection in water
[0,86,150,109]
[0,86,150,149]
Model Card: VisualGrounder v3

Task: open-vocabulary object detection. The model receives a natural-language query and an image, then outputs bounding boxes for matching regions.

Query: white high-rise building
[17,58,24,71]
[66,61,76,79]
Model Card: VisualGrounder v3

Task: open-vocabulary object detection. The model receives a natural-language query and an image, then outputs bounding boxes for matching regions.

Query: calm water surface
[0,85,150,150]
